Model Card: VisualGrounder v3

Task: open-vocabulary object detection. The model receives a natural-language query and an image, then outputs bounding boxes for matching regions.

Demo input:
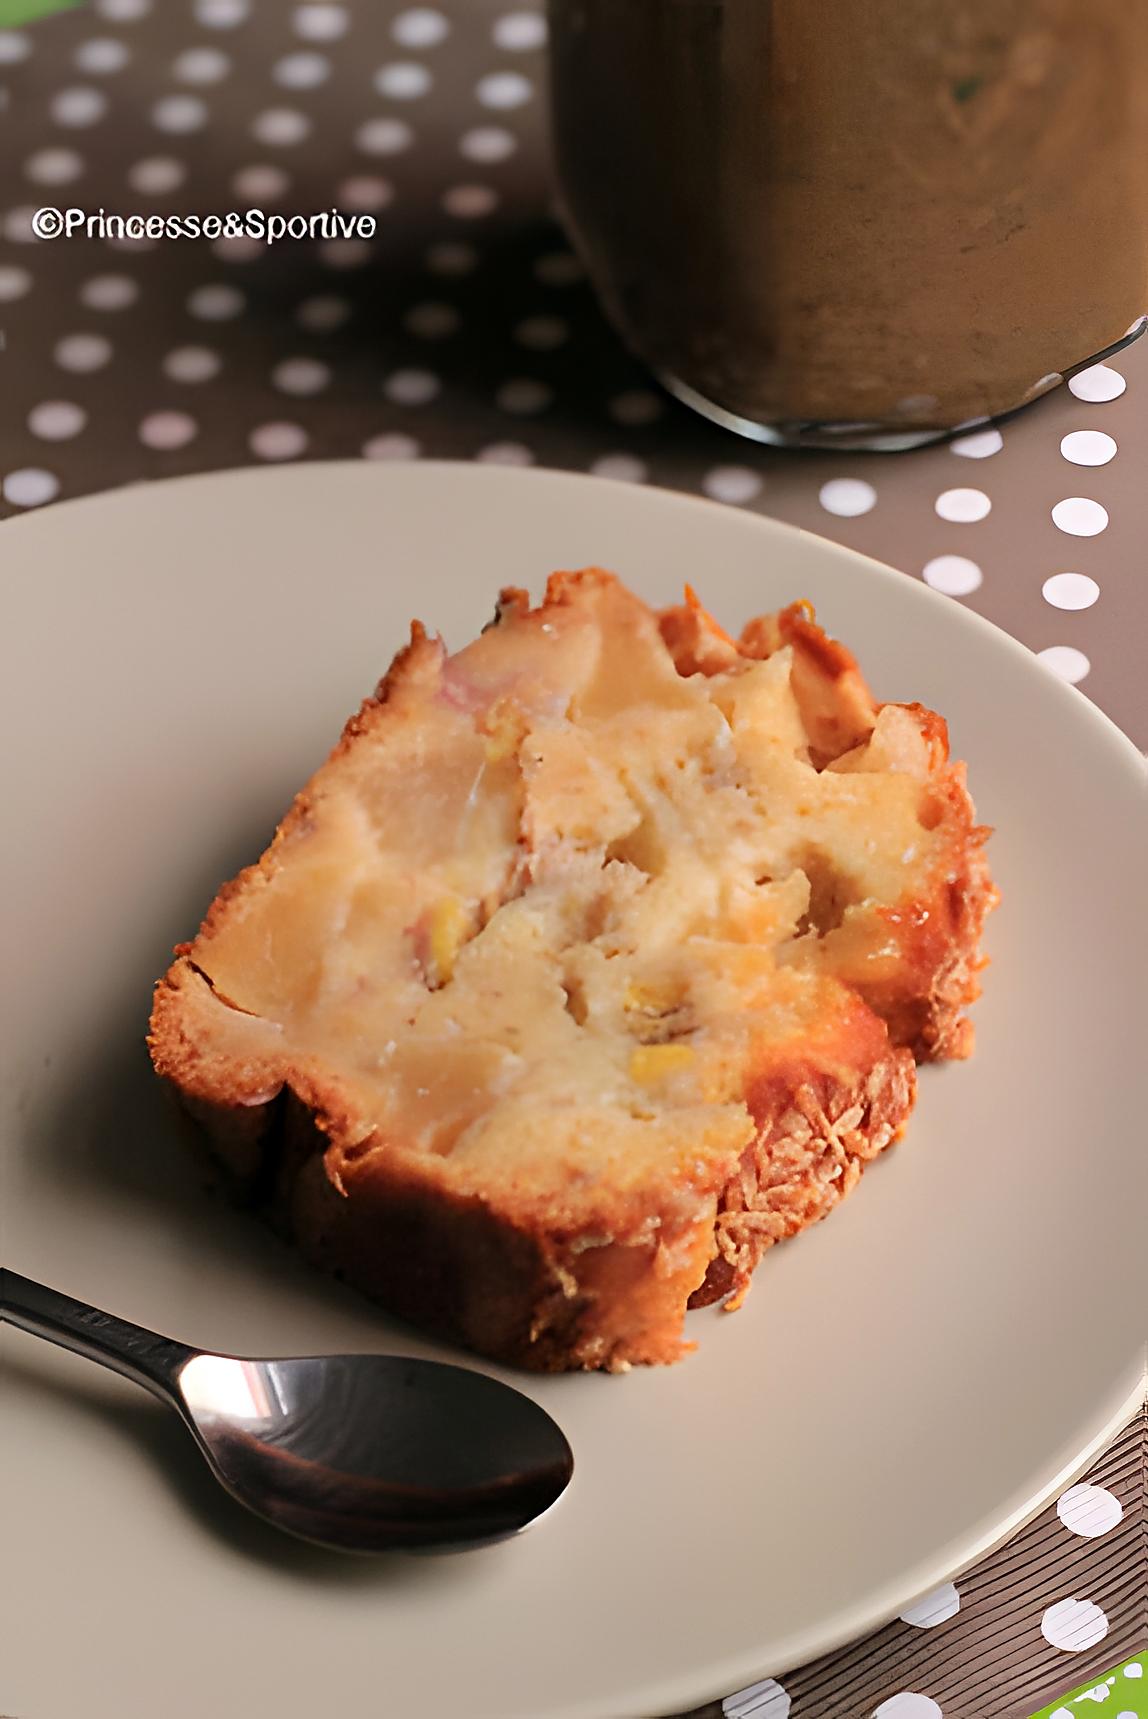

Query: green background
[0,0,82,26]
[1030,1653,1147,1718]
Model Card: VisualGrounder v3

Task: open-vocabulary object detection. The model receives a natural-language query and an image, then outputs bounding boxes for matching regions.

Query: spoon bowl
[2,1269,573,1553]
[178,1349,573,1551]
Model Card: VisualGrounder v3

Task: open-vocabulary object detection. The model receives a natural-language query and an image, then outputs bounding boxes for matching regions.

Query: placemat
[1,5,1144,1716]
[671,1405,1145,1719]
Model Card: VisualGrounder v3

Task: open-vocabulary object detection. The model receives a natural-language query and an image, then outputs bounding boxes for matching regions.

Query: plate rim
[4,458,1146,1719]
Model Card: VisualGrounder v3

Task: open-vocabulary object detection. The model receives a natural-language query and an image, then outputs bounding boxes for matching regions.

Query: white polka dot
[187,282,245,320]
[609,389,664,426]
[51,87,108,128]
[194,0,249,25]
[27,400,87,440]
[1068,364,1126,403]
[1060,430,1117,467]
[1042,573,1099,611]
[24,148,85,186]
[3,468,60,508]
[163,345,222,384]
[0,265,32,301]
[872,1699,942,1719]
[80,272,136,310]
[1041,1598,1109,1653]
[923,555,983,597]
[392,8,449,47]
[497,377,552,415]
[318,237,372,269]
[152,94,208,133]
[405,301,459,339]
[1057,1483,1123,1536]
[375,61,432,99]
[54,332,113,372]
[934,486,990,523]
[723,1678,790,1719]
[74,38,131,74]
[273,356,331,396]
[460,125,517,163]
[173,46,231,84]
[476,441,534,465]
[1125,1666,1144,1678]
[295,293,351,331]
[1051,496,1108,537]
[703,466,763,505]
[492,11,547,51]
[950,427,1003,459]
[337,174,393,211]
[293,2,347,40]
[442,184,498,218]
[534,249,584,286]
[821,477,878,518]
[232,163,291,201]
[1038,645,1091,684]
[273,50,329,88]
[251,107,310,146]
[2,208,38,244]
[139,410,197,451]
[425,240,477,275]
[384,367,440,405]
[95,0,149,17]
[128,156,186,194]
[249,421,308,460]
[0,30,31,63]
[355,116,414,156]
[590,454,647,483]
[363,432,420,459]
[476,71,533,109]
[211,233,262,264]
[514,314,568,350]
[898,1584,961,1629]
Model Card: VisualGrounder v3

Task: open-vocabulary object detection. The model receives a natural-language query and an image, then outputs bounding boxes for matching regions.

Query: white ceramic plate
[2,463,1144,1719]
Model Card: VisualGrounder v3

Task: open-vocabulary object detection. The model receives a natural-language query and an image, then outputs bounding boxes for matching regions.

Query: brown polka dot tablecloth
[1,5,1145,1717]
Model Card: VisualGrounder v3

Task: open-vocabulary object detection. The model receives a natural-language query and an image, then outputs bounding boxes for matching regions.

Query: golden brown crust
[156,1073,713,1373]
[155,1016,913,1371]
[690,1048,916,1310]
[152,967,917,1372]
[691,986,915,1308]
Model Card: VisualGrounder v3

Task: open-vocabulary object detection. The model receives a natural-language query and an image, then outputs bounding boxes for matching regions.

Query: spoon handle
[0,1268,195,1403]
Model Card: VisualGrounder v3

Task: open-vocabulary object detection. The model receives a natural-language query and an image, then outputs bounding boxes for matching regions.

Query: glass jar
[548,0,1148,448]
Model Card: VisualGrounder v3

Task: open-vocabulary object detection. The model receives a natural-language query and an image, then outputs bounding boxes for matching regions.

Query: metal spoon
[1,1268,573,1553]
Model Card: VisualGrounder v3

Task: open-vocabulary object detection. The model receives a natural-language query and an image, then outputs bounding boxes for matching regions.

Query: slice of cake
[150,570,995,1370]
